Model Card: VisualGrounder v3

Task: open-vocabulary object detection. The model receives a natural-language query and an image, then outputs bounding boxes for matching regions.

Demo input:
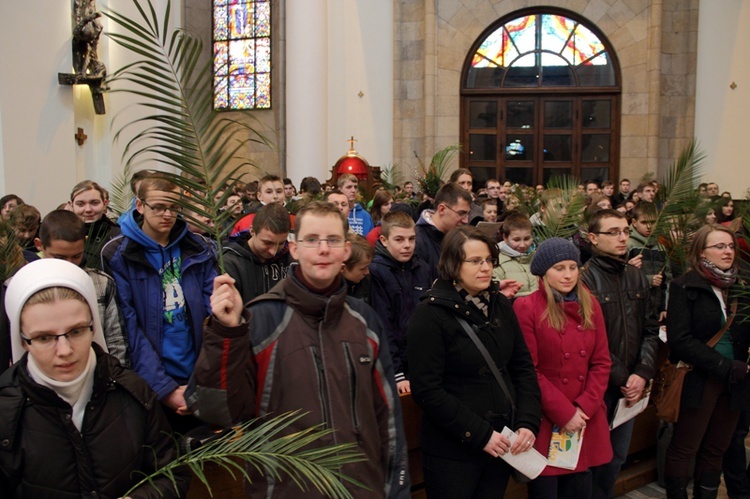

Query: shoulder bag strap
[455,316,516,417]
[707,299,738,348]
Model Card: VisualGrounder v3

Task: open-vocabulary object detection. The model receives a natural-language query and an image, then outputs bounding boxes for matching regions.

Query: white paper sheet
[499,426,548,480]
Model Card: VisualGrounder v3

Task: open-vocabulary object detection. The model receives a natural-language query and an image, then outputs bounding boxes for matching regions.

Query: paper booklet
[610,393,650,430]
[499,427,548,480]
[547,425,585,470]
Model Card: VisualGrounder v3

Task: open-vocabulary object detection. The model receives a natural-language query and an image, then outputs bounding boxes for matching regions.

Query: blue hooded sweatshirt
[119,214,195,381]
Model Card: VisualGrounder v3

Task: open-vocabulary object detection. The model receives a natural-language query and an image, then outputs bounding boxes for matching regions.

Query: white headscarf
[5,259,108,363]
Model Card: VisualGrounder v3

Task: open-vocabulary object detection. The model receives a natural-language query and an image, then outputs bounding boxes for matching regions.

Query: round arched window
[461,9,621,187]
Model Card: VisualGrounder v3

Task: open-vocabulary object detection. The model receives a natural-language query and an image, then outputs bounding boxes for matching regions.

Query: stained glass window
[466,12,615,88]
[213,0,271,110]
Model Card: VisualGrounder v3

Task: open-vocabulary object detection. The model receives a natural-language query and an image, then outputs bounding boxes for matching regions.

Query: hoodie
[102,213,216,399]
[223,234,294,303]
[348,202,374,236]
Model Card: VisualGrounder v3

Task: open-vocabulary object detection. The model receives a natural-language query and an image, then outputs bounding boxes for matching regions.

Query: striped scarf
[455,283,490,317]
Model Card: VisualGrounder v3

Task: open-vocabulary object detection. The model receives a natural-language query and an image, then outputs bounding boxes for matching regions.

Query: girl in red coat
[513,237,613,498]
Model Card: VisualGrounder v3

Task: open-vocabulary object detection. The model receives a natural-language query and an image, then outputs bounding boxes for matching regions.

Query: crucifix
[58,0,108,114]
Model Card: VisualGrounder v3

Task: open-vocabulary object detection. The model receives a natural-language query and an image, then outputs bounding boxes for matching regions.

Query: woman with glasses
[407,226,542,499]
[513,238,612,498]
[663,225,750,499]
[0,258,188,498]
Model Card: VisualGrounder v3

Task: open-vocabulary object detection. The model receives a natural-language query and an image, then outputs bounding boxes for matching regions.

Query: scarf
[497,241,535,258]
[455,283,490,317]
[698,258,737,289]
[27,347,97,431]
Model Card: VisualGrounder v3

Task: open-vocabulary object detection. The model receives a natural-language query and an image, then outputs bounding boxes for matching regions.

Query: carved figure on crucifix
[73,0,106,78]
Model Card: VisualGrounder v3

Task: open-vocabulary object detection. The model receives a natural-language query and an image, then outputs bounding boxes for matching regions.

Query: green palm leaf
[643,140,705,273]
[413,145,461,198]
[532,175,587,242]
[104,0,273,271]
[123,411,368,498]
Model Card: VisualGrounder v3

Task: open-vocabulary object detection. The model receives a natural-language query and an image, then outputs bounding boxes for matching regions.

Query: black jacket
[407,279,542,460]
[0,345,188,498]
[223,234,293,304]
[666,271,750,410]
[580,253,660,389]
[415,214,444,282]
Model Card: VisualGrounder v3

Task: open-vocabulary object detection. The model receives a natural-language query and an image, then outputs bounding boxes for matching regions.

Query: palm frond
[122,411,367,499]
[105,0,272,271]
[413,145,461,198]
[532,175,587,242]
[0,222,26,282]
[108,162,134,217]
[643,140,705,273]
[379,163,404,192]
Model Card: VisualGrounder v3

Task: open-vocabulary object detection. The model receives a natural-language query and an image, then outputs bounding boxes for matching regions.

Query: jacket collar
[425,278,498,324]
[259,271,348,329]
[588,252,627,274]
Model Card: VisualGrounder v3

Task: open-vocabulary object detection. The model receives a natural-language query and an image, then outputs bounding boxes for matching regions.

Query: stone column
[285,0,328,185]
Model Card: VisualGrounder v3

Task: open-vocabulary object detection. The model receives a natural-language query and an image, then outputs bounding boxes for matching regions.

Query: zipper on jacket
[309,346,331,427]
[343,342,362,444]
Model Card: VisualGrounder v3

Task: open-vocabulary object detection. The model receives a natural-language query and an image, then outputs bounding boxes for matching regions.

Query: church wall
[393,0,699,185]
[694,0,750,198]
[0,0,181,214]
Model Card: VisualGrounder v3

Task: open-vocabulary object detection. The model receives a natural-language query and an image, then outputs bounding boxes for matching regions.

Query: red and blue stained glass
[213,0,271,110]
[472,13,608,69]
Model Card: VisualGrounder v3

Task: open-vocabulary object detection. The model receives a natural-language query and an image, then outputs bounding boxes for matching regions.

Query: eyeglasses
[444,205,470,219]
[463,257,496,267]
[298,237,346,248]
[704,243,736,251]
[140,200,183,215]
[594,228,631,237]
[20,323,94,349]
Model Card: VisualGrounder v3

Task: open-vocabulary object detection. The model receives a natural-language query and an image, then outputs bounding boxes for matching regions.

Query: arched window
[212,0,271,110]
[461,8,621,187]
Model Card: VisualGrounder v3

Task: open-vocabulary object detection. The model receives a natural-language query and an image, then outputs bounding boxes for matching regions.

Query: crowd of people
[0,168,747,499]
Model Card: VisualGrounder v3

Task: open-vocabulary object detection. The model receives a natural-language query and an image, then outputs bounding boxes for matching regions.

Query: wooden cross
[75,127,88,146]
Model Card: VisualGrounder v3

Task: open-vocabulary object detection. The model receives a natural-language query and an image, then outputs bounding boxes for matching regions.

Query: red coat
[513,288,613,476]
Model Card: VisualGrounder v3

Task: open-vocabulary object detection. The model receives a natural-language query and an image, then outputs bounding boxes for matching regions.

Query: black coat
[580,253,660,389]
[666,270,750,410]
[407,279,542,460]
[0,345,189,498]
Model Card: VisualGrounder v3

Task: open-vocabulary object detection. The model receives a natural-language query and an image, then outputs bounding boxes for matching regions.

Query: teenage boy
[188,201,409,498]
[370,211,431,395]
[102,174,217,428]
[223,203,294,304]
[493,212,538,297]
[580,209,659,499]
[231,175,292,237]
[627,202,671,322]
[415,182,472,281]
[33,209,130,367]
[338,173,374,236]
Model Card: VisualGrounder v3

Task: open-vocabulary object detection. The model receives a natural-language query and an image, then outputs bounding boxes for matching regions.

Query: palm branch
[413,145,461,198]
[108,162,133,218]
[123,411,368,498]
[642,140,705,273]
[532,174,587,242]
[104,0,273,271]
[379,163,404,192]
[0,222,26,282]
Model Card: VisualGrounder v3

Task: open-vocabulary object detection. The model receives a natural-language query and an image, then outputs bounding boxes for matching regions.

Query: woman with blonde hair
[513,237,612,498]
[69,180,120,269]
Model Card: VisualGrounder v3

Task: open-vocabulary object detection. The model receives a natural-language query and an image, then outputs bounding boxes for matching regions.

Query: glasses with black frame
[140,200,183,216]
[20,322,94,349]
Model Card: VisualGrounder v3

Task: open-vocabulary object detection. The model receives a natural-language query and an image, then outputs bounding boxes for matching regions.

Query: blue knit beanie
[530,237,581,276]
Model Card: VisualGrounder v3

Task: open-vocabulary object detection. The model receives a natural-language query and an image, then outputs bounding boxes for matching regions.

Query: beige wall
[393,0,699,184]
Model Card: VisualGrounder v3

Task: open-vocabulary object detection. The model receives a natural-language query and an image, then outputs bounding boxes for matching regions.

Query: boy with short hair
[34,209,130,367]
[223,202,294,304]
[627,202,671,321]
[338,173,374,236]
[480,197,498,222]
[370,211,432,394]
[493,212,538,297]
[189,201,409,498]
[343,233,374,303]
[231,175,293,237]
[102,174,217,428]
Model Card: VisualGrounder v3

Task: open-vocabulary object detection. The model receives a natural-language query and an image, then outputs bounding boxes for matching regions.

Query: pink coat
[513,288,613,476]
